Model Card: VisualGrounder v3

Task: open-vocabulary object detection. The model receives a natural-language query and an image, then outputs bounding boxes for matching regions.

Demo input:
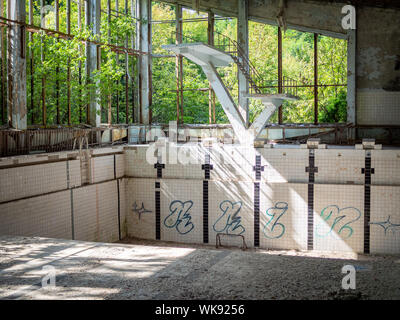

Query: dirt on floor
[0,236,399,300]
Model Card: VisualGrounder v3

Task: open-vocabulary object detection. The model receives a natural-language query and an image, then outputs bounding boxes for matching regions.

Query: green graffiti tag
[315,205,361,238]
[262,202,288,239]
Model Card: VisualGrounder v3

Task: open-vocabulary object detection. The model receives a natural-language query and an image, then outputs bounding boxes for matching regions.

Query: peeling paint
[358,47,383,81]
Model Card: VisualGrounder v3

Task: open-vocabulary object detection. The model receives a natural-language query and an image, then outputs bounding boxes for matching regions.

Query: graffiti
[132,201,152,220]
[262,202,288,239]
[213,200,245,235]
[315,205,361,239]
[164,200,195,235]
[370,216,400,235]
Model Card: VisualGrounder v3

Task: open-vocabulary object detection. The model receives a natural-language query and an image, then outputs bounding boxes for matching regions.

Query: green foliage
[26,0,136,125]
[318,90,347,123]
[23,1,347,126]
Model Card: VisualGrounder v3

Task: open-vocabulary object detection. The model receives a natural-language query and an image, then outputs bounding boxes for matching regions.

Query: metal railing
[168,30,300,96]
[0,128,110,157]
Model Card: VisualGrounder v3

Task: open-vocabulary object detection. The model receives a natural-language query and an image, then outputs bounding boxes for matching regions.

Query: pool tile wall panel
[119,178,127,239]
[314,149,365,185]
[90,154,124,183]
[0,190,72,239]
[126,178,156,240]
[259,183,308,250]
[72,181,119,243]
[162,144,205,180]
[2,145,400,255]
[210,145,256,182]
[90,155,115,183]
[259,148,309,183]
[208,181,254,247]
[370,186,400,254]
[0,160,81,203]
[160,179,203,244]
[125,146,156,178]
[313,184,364,253]
[116,154,125,179]
[371,150,400,186]
[68,160,82,188]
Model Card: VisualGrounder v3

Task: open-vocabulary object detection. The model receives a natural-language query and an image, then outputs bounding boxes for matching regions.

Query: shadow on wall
[127,144,400,254]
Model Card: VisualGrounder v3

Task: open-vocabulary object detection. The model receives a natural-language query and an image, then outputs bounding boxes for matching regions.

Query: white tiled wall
[90,154,125,183]
[370,186,400,254]
[259,183,308,251]
[314,184,364,253]
[315,149,365,185]
[125,178,156,240]
[0,160,81,202]
[119,178,127,239]
[124,146,156,178]
[259,148,309,183]
[0,190,72,239]
[1,145,400,255]
[371,150,400,186]
[162,143,205,180]
[210,145,256,182]
[209,181,254,247]
[73,181,119,243]
[160,179,203,244]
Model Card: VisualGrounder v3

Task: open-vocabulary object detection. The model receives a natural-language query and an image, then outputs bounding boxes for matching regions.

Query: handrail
[168,30,300,96]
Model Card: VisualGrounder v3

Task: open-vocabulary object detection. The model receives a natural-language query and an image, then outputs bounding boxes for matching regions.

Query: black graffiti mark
[132,201,152,220]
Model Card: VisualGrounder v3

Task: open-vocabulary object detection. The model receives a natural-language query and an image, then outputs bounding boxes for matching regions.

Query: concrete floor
[0,236,399,300]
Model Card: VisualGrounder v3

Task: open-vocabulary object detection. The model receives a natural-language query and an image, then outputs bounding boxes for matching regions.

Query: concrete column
[237,0,249,127]
[8,0,27,130]
[347,28,356,136]
[136,0,151,124]
[208,11,215,124]
[176,4,183,124]
[85,0,101,127]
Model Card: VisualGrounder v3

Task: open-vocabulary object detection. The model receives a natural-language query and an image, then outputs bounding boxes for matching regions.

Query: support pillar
[237,0,249,127]
[347,28,357,141]
[208,11,215,124]
[8,0,27,130]
[314,33,318,125]
[85,0,101,127]
[136,0,151,124]
[1,0,7,125]
[278,27,283,124]
[176,4,183,124]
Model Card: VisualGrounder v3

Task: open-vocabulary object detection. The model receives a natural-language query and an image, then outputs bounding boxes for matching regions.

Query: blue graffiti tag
[262,202,288,239]
[213,200,245,235]
[370,216,400,235]
[164,200,195,235]
[315,205,361,238]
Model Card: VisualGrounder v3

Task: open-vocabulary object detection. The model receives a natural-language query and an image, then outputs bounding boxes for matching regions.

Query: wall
[357,6,400,125]
[1,143,399,255]
[0,147,127,242]
[124,143,400,254]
